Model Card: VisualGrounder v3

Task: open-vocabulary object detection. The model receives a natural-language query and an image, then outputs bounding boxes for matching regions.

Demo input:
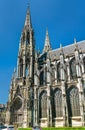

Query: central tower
[6,8,35,128]
[17,8,35,79]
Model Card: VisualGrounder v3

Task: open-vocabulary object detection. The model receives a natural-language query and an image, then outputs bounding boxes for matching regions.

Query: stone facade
[6,8,85,128]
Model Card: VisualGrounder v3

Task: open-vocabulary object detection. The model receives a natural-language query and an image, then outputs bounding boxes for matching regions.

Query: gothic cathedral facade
[6,8,85,128]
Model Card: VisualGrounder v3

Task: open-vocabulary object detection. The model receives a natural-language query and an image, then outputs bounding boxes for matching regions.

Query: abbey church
[6,8,85,128]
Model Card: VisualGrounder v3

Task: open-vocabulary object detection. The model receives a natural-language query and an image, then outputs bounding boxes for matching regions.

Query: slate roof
[48,40,85,61]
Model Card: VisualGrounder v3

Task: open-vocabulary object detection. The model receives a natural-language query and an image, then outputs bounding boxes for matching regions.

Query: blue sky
[0,0,85,104]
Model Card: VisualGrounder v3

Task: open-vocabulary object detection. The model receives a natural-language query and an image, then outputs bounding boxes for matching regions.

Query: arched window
[67,86,80,117]
[54,89,62,117]
[57,62,61,82]
[39,91,47,118]
[70,58,77,79]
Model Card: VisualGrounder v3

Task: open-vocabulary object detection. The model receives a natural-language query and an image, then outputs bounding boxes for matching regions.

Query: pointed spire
[25,6,32,28]
[43,29,51,53]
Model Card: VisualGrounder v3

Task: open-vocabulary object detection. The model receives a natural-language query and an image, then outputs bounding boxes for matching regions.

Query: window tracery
[54,89,62,117]
[39,91,47,118]
[67,86,80,117]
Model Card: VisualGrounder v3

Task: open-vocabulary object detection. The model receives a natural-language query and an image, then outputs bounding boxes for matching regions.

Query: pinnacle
[43,29,51,53]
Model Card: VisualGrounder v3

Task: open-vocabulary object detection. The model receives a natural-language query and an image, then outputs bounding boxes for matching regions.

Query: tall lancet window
[57,62,61,82]
[39,91,47,118]
[70,58,77,79]
[40,71,44,85]
[54,89,62,117]
[67,86,80,117]
[51,65,55,84]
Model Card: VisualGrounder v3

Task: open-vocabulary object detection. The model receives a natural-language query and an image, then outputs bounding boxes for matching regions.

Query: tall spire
[43,29,51,53]
[25,6,32,28]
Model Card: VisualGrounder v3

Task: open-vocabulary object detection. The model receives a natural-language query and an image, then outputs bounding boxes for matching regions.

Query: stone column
[61,81,68,126]
[23,109,28,128]
[33,59,39,126]
[78,78,84,126]
[61,67,68,126]
[5,103,10,125]
[80,53,84,74]
[74,44,81,77]
[43,63,46,86]
[23,99,28,128]
[34,80,38,125]
[76,62,81,78]
[74,46,84,126]
[47,57,52,127]
[60,48,68,126]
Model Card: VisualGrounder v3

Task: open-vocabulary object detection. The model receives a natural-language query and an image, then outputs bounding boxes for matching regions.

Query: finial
[60,43,62,48]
